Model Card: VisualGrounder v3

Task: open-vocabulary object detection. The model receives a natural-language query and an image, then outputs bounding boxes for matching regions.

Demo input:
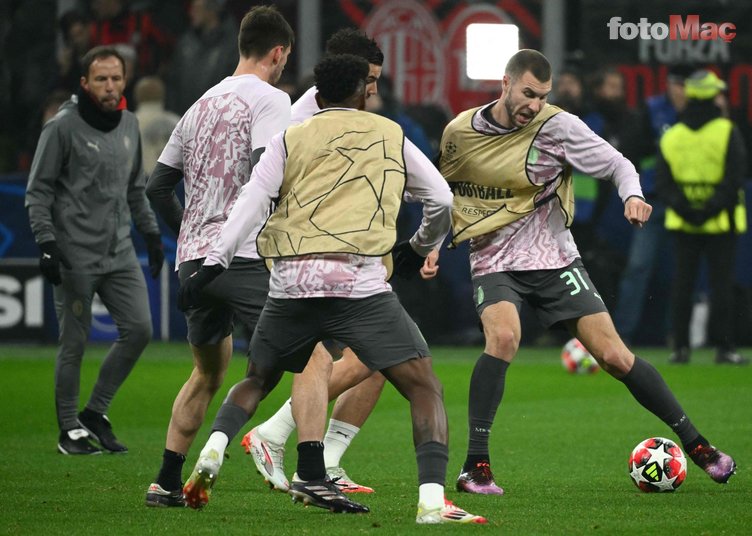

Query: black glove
[392,240,425,279]
[145,233,164,279]
[177,264,224,311]
[38,241,72,286]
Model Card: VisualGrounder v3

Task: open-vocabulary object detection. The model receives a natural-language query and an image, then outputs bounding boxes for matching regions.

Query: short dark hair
[325,28,383,66]
[505,49,551,82]
[314,54,369,105]
[238,5,294,59]
[80,45,126,78]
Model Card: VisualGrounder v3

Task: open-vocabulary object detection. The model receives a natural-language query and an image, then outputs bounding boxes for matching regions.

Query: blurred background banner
[0,255,171,344]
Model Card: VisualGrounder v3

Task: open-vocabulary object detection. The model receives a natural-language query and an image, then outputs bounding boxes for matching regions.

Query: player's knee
[597,342,632,375]
[196,367,225,393]
[123,319,153,349]
[59,337,87,360]
[414,371,444,402]
[485,327,519,358]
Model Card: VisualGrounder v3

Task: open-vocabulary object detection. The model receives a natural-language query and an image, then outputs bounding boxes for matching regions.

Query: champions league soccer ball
[560,338,599,374]
[628,437,687,492]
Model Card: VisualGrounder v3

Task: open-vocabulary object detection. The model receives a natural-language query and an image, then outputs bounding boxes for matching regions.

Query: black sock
[211,403,250,443]
[619,356,701,449]
[80,407,100,419]
[465,353,509,470]
[296,441,326,481]
[156,449,186,491]
[416,441,448,485]
[684,434,709,454]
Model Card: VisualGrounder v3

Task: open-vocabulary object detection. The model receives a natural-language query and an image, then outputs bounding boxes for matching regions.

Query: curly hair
[325,28,384,66]
[314,54,370,105]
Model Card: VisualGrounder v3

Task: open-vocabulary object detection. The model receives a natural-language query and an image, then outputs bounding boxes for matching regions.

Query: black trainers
[715,351,750,365]
[668,347,690,364]
[78,411,128,453]
[289,473,370,513]
[58,428,102,455]
[145,483,186,507]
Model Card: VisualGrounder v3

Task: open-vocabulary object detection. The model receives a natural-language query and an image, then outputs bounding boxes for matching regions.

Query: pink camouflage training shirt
[157,74,291,267]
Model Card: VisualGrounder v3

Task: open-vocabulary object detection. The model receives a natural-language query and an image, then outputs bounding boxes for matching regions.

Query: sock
[684,434,709,455]
[156,449,186,491]
[465,354,509,469]
[323,419,360,468]
[418,482,444,510]
[296,441,326,481]
[258,398,296,446]
[79,407,101,420]
[211,403,250,444]
[416,441,448,486]
[201,431,229,460]
[619,356,701,449]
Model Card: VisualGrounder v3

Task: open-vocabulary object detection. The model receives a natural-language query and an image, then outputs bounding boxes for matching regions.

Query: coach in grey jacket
[25,46,164,456]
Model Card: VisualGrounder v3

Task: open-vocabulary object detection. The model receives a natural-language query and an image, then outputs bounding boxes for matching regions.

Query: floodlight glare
[466,23,519,80]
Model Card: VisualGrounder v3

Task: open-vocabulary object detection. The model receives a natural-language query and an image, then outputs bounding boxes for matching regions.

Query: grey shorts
[250,291,430,373]
[178,258,269,345]
[473,258,607,328]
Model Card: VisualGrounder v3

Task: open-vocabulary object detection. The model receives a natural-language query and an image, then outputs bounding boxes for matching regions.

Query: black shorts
[472,258,607,328]
[249,291,430,373]
[178,258,269,345]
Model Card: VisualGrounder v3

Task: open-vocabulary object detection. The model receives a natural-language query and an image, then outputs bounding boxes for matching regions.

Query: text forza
[607,15,736,43]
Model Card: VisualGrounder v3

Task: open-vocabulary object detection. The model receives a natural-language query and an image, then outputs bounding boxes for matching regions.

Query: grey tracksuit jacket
[25,97,159,273]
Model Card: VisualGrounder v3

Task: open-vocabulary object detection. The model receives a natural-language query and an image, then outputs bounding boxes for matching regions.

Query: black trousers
[670,231,737,351]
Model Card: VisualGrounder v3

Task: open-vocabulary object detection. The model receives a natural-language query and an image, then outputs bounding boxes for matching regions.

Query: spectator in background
[613,64,692,344]
[21,89,71,165]
[3,0,58,172]
[656,70,749,366]
[25,46,164,456]
[552,65,585,117]
[88,0,172,81]
[134,76,180,176]
[166,0,238,114]
[576,67,646,310]
[57,10,92,94]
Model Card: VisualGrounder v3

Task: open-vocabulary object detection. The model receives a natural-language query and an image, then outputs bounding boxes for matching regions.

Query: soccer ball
[628,437,687,492]
[560,338,598,374]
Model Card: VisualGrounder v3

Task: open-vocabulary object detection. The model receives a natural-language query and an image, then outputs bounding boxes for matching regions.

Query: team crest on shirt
[124,135,131,151]
[527,147,540,164]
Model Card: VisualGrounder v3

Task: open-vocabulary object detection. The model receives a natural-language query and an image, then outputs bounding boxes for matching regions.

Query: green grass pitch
[1,343,750,534]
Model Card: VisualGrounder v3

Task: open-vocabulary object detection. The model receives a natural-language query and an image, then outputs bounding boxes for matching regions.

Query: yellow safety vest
[439,104,573,245]
[661,117,746,234]
[257,109,406,258]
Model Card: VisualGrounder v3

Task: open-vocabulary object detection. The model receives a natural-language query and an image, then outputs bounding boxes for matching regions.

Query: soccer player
[243,27,388,495]
[142,6,294,507]
[26,45,164,456]
[439,49,737,495]
[180,53,487,524]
